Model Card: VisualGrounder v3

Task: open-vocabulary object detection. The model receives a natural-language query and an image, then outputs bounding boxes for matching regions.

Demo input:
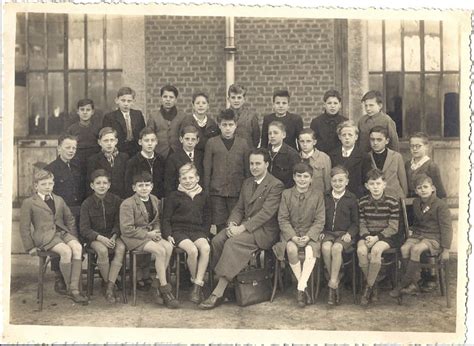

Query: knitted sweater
[359,193,399,241]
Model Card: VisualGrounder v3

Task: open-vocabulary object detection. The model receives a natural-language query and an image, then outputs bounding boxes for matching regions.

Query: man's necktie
[44,195,56,214]
[124,113,133,141]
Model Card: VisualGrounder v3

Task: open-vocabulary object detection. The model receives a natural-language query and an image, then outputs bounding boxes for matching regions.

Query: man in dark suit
[102,87,146,158]
[199,148,284,309]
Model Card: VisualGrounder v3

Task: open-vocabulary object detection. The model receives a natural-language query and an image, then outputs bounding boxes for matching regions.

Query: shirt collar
[301,149,315,159]
[255,172,267,185]
[37,192,51,201]
[141,151,155,159]
[342,146,355,157]
[271,143,283,153]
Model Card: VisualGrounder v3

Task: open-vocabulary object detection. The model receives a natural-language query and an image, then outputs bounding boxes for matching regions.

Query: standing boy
[357,90,399,153]
[103,86,146,158]
[204,109,250,233]
[261,90,303,150]
[147,85,185,159]
[310,89,347,154]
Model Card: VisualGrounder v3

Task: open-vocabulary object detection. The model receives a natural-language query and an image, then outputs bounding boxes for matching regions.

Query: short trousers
[321,232,354,251]
[174,230,208,245]
[43,230,77,251]
[287,239,321,259]
[404,236,441,256]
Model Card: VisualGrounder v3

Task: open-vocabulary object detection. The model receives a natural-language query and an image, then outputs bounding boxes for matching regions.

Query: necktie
[252,181,258,194]
[342,150,348,158]
[44,195,56,214]
[124,113,133,141]
[188,152,193,161]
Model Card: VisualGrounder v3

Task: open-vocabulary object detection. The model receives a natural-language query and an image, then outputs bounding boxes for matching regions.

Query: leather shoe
[199,294,224,310]
[371,285,379,303]
[189,284,203,304]
[400,283,420,295]
[389,286,402,298]
[67,290,88,305]
[54,276,67,295]
[328,288,336,305]
[360,286,372,306]
[297,290,306,308]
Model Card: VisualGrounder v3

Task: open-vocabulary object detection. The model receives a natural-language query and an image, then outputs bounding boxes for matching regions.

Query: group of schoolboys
[20,83,452,311]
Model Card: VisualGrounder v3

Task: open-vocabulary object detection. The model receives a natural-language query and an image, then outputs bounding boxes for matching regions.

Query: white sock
[297,257,316,291]
[289,262,302,281]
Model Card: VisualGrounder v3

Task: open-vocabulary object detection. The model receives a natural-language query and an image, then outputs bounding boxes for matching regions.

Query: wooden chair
[85,246,127,304]
[36,251,60,311]
[399,198,450,308]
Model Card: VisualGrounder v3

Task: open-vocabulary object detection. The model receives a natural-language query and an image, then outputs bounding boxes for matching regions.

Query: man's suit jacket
[329,145,368,198]
[120,194,161,251]
[19,193,77,252]
[102,109,146,156]
[228,173,284,250]
[362,148,408,199]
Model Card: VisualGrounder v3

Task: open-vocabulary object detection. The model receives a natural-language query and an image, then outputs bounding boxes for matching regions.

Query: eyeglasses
[410,144,424,150]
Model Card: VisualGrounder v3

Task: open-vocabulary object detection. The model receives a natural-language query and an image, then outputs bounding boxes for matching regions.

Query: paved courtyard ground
[8,254,457,332]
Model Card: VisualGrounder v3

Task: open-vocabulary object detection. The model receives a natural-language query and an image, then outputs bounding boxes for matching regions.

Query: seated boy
[204,109,250,232]
[120,172,178,309]
[267,121,300,189]
[103,86,146,158]
[329,120,367,198]
[310,89,347,154]
[274,162,325,308]
[125,127,165,198]
[357,168,400,306]
[261,89,303,150]
[87,127,129,198]
[320,166,359,306]
[19,170,87,304]
[80,169,125,303]
[227,83,260,148]
[390,174,452,298]
[164,125,204,196]
[362,126,407,200]
[357,90,399,153]
[298,128,331,195]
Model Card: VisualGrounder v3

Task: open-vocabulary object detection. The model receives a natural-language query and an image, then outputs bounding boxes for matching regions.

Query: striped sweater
[359,193,399,241]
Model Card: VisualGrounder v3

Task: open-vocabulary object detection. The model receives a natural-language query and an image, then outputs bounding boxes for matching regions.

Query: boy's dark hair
[323,89,342,102]
[409,132,429,144]
[90,169,111,184]
[330,165,349,178]
[180,125,200,138]
[369,125,389,139]
[272,89,290,103]
[249,148,271,164]
[268,120,286,134]
[139,127,157,140]
[98,127,118,139]
[217,109,236,124]
[34,169,54,184]
[414,173,433,188]
[298,127,316,140]
[77,98,95,109]
[117,86,136,98]
[58,133,78,146]
[361,90,383,105]
[228,84,247,97]
[366,168,385,183]
[192,91,209,104]
[160,85,179,98]
[293,162,313,176]
[132,171,153,185]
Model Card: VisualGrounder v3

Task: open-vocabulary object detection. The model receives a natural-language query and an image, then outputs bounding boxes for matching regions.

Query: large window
[15,13,123,137]
[368,20,460,138]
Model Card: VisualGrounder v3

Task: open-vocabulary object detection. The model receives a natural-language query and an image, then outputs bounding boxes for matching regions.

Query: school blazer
[86,151,129,198]
[120,194,161,251]
[19,194,77,252]
[364,149,408,199]
[103,109,146,151]
[228,173,285,250]
[164,148,204,196]
[329,145,367,198]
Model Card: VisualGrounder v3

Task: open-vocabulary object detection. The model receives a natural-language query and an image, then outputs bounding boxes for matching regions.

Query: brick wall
[145,16,227,118]
[235,18,336,126]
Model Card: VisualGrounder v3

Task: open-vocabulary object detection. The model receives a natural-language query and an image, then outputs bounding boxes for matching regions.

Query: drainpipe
[225,17,236,108]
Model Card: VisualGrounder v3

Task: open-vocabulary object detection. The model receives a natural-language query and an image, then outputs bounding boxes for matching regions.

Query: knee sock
[108,260,122,285]
[212,277,229,298]
[359,265,369,280]
[366,262,382,287]
[289,262,302,281]
[297,258,316,291]
[401,258,409,276]
[69,259,83,292]
[401,260,421,288]
[59,261,72,290]
[96,260,110,283]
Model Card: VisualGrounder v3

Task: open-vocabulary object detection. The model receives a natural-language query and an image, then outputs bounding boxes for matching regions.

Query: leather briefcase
[234,267,272,307]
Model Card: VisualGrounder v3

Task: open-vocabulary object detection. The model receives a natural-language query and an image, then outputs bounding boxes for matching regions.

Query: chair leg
[309,269,315,304]
[441,261,450,308]
[132,253,137,306]
[352,253,357,304]
[314,259,321,302]
[121,259,128,304]
[37,256,46,312]
[86,253,93,299]
[393,253,399,289]
[175,252,181,300]
[270,261,280,302]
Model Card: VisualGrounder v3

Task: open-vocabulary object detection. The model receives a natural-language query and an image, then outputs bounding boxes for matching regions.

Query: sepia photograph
[1,2,471,344]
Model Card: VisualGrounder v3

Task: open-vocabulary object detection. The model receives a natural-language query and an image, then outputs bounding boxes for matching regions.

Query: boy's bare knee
[321,242,332,253]
[187,246,199,259]
[331,243,343,254]
[199,243,211,255]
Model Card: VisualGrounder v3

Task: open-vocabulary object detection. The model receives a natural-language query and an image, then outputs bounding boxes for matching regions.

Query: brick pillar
[347,19,369,123]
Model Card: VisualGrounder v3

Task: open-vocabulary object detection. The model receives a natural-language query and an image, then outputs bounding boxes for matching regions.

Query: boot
[400,282,420,295]
[297,290,306,308]
[105,281,116,304]
[54,272,67,295]
[189,283,203,304]
[151,278,164,305]
[159,284,179,309]
[360,285,372,306]
[328,288,336,306]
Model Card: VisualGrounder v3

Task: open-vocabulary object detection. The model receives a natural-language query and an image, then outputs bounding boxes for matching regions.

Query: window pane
[28,13,46,70]
[424,21,440,71]
[68,72,85,115]
[47,73,65,135]
[369,74,383,95]
[28,73,46,135]
[87,15,104,69]
[106,71,122,111]
[368,20,383,72]
[47,14,65,70]
[442,74,459,137]
[403,20,420,71]
[16,13,27,71]
[425,74,441,136]
[106,15,122,69]
[88,72,105,112]
[68,14,85,69]
[404,74,421,134]
[385,72,403,136]
[443,21,459,71]
[385,20,402,71]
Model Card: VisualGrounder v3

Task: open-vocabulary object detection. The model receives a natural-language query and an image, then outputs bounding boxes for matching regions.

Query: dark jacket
[124,153,165,198]
[310,112,347,154]
[261,112,303,150]
[164,148,204,197]
[268,143,301,189]
[87,151,129,199]
[329,145,367,198]
[405,159,447,199]
[179,114,220,153]
[322,190,359,237]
